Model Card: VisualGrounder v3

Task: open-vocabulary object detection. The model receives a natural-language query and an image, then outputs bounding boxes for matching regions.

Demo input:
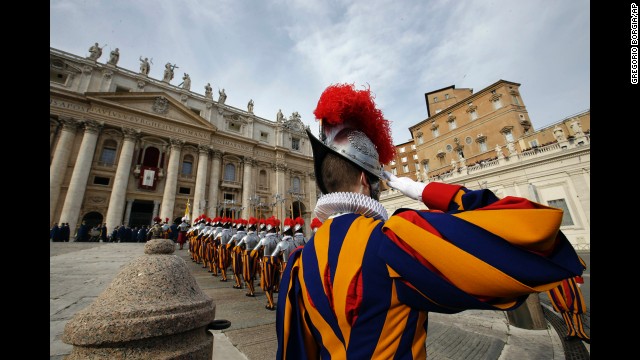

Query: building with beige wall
[381,80,590,250]
[50,47,316,237]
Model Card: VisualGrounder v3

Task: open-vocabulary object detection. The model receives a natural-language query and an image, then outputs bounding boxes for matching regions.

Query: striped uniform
[546,256,589,342]
[276,182,585,359]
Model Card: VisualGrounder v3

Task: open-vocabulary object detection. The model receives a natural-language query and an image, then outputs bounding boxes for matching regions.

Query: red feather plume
[313,83,396,164]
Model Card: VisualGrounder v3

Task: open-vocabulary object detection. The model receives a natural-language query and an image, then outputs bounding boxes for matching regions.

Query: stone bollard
[62,238,229,359]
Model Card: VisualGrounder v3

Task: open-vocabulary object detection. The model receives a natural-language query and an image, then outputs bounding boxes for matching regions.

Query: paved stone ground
[51,242,590,359]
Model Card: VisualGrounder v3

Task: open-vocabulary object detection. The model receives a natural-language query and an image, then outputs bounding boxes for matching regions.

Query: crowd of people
[179,214,321,311]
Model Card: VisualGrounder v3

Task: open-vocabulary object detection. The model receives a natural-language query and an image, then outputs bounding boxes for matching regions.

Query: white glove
[384,171,426,201]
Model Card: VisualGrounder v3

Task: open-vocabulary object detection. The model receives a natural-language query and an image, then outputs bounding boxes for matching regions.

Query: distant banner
[143,169,155,186]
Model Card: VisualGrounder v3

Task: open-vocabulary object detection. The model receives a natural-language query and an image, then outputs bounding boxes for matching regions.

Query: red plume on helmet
[310,217,323,230]
[153,216,162,223]
[313,83,395,164]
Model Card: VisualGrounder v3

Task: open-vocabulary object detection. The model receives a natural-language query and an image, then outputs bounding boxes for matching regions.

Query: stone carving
[553,126,565,142]
[218,88,227,104]
[87,42,103,60]
[170,138,185,148]
[247,99,254,113]
[198,144,210,154]
[495,144,504,159]
[122,127,140,141]
[59,116,79,131]
[163,62,178,82]
[277,109,284,122]
[181,73,191,90]
[108,48,120,65]
[139,57,151,75]
[152,97,170,114]
[83,119,104,134]
[204,83,213,99]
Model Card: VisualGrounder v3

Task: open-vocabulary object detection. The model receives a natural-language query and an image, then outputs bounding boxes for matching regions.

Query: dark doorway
[129,200,154,228]
[82,211,103,229]
[291,201,306,219]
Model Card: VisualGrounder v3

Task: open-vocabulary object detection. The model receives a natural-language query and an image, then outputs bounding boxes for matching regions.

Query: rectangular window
[512,95,520,105]
[401,157,408,163]
[504,130,514,142]
[179,187,191,195]
[399,147,405,153]
[402,164,409,173]
[417,135,424,145]
[414,162,420,171]
[190,108,201,116]
[413,154,418,160]
[228,122,241,132]
[448,120,457,130]
[479,141,488,152]
[410,144,416,150]
[390,160,396,166]
[391,168,397,175]
[224,193,235,202]
[547,199,574,226]
[432,128,439,138]
[433,96,438,102]
[470,110,478,121]
[445,94,449,100]
[260,132,269,142]
[291,138,300,150]
[93,176,110,185]
[100,147,117,165]
[530,139,539,147]
[51,71,68,84]
[181,162,192,175]
[115,86,130,92]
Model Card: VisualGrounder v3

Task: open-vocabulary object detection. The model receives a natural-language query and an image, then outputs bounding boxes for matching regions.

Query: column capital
[102,69,113,79]
[242,156,256,166]
[211,149,223,159]
[122,127,141,141]
[59,116,80,131]
[308,171,316,181]
[198,144,211,154]
[83,119,104,134]
[273,162,287,172]
[170,138,184,149]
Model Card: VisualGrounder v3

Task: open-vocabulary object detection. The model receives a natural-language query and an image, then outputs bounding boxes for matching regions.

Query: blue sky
[50,0,590,143]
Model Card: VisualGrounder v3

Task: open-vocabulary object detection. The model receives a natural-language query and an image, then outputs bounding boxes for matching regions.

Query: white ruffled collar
[314,192,388,223]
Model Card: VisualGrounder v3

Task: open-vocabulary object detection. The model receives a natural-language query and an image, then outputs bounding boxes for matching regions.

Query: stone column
[59,120,104,233]
[50,117,79,225]
[153,200,161,220]
[206,150,222,216]
[192,145,210,217]
[101,69,114,92]
[50,119,60,149]
[275,161,287,221]
[105,128,140,233]
[308,171,318,218]
[160,139,184,222]
[123,199,134,227]
[241,157,254,219]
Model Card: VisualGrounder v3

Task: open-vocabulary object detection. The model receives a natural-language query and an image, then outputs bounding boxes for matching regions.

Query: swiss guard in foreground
[275,83,585,359]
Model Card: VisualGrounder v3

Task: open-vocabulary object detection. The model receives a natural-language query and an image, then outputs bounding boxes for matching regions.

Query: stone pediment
[84,92,217,131]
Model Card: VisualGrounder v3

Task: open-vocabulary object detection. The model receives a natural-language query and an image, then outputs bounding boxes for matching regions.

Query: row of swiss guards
[183,214,322,311]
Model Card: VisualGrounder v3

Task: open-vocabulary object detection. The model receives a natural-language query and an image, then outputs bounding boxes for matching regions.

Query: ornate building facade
[381,80,590,250]
[50,47,316,236]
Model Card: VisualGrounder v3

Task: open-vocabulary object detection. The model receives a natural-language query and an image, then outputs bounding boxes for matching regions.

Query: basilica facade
[50,47,316,235]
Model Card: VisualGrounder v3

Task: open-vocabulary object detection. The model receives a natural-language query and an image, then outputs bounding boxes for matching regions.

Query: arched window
[292,176,301,193]
[224,163,236,181]
[181,154,194,175]
[259,170,268,189]
[142,146,160,167]
[99,139,118,165]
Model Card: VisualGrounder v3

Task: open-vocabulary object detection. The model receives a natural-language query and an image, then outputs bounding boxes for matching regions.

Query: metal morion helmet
[307,83,396,194]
